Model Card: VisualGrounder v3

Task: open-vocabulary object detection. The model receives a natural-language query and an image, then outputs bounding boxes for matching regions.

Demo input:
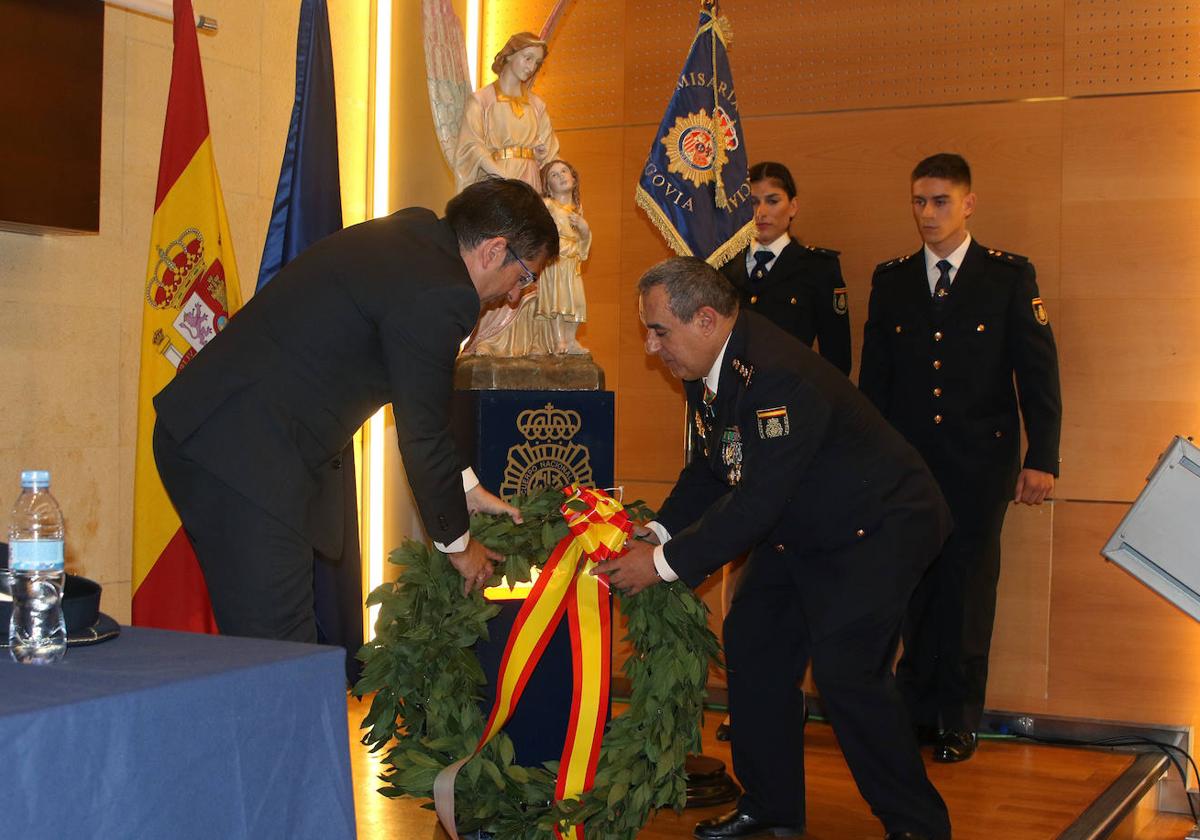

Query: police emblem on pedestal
[501,404,594,498]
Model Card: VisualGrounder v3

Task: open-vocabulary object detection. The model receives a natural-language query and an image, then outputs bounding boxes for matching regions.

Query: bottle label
[9,539,64,571]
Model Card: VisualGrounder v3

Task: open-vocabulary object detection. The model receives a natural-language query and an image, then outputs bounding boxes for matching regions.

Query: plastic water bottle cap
[19,470,50,488]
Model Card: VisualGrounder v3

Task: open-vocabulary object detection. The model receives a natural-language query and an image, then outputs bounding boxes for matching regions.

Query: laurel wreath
[354,487,720,839]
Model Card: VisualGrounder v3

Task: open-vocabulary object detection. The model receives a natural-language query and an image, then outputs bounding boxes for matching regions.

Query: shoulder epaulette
[981,247,1029,266]
[874,253,914,273]
[803,244,841,258]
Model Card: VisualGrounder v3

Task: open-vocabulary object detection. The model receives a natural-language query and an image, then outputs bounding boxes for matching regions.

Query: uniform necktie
[701,384,716,427]
[933,259,953,304]
[751,249,773,281]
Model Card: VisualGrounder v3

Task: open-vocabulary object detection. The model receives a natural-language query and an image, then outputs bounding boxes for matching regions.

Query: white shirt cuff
[646,521,678,582]
[434,469,480,553]
[434,532,469,554]
[461,467,479,492]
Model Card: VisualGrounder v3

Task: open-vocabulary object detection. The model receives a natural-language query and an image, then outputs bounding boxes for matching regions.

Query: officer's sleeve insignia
[756,406,790,439]
[833,286,848,315]
[1031,297,1049,325]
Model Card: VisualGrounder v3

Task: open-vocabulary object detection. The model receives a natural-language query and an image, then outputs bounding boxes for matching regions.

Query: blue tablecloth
[0,627,355,839]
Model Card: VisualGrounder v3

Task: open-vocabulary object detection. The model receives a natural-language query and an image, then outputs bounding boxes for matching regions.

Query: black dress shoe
[715,715,732,741]
[913,724,940,746]
[884,832,931,840]
[933,730,977,763]
[693,809,804,838]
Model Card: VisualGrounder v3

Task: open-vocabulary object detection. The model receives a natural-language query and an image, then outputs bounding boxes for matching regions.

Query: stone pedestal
[454,354,605,391]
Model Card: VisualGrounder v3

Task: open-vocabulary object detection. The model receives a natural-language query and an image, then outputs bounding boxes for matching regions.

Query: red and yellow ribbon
[435,485,631,840]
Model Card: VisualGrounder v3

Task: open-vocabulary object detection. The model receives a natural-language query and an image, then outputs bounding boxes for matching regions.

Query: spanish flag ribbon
[434,485,631,840]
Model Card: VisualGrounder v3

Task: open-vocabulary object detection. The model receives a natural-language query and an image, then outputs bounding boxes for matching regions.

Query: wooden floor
[347,695,1194,839]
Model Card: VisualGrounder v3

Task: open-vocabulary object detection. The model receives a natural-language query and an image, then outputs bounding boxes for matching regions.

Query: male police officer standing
[859,153,1062,763]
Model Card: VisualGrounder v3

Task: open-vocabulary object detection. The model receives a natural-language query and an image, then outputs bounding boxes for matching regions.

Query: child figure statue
[536,159,590,354]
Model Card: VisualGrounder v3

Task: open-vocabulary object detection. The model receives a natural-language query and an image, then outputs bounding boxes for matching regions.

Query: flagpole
[99,0,218,32]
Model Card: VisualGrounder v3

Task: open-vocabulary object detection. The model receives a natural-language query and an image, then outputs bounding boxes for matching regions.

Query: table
[0,627,355,839]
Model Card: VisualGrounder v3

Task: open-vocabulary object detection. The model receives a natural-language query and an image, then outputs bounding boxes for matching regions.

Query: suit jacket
[154,208,480,557]
[721,241,851,374]
[657,311,950,637]
[858,239,1062,514]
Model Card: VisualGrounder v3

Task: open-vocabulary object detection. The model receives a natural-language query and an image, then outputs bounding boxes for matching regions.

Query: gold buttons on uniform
[774,544,786,553]
[895,325,903,334]
[934,414,943,424]
[856,529,865,538]
[789,297,797,305]
[977,324,986,332]
[933,360,942,370]
[750,295,758,304]
[933,387,942,397]
[994,430,1003,438]
[934,331,943,341]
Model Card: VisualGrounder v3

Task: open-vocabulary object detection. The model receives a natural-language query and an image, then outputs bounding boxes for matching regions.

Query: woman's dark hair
[748,161,796,199]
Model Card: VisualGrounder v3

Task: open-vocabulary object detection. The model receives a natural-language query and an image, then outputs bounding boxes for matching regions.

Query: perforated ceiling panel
[1066,1,1200,94]
[625,1,1063,122]
[481,1,624,130]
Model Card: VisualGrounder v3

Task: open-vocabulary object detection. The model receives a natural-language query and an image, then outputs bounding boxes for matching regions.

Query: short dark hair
[445,178,559,263]
[749,161,796,199]
[911,153,972,188]
[637,256,739,321]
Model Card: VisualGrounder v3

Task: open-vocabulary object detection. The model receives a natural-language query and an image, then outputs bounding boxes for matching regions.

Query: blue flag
[258,0,361,683]
[635,3,753,267]
[257,0,342,291]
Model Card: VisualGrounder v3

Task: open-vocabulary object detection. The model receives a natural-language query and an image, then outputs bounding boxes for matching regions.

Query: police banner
[635,1,753,266]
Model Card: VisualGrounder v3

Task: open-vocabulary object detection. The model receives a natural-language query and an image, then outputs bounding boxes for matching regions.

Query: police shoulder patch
[833,287,849,315]
[1031,297,1049,325]
[756,406,790,439]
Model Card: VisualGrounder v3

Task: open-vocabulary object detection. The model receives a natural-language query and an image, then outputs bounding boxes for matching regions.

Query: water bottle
[7,470,66,664]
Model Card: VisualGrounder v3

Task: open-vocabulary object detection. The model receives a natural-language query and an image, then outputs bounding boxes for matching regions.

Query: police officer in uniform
[859,153,1062,763]
[596,257,952,840]
[722,162,851,375]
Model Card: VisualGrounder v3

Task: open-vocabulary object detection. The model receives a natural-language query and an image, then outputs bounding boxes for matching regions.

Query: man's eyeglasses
[507,246,537,289]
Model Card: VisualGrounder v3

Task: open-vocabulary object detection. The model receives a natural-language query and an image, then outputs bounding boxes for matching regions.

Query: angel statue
[423,0,576,355]
[536,159,590,354]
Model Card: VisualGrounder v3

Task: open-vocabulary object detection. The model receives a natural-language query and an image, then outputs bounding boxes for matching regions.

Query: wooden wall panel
[986,503,1055,713]
[623,0,1063,126]
[1066,0,1200,95]
[1047,501,1200,734]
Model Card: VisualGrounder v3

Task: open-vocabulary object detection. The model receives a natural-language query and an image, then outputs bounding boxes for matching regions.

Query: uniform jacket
[154,208,480,557]
[721,241,851,374]
[858,239,1062,513]
[657,311,950,637]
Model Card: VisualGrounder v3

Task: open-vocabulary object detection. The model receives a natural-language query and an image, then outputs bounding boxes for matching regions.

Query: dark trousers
[153,421,319,643]
[896,495,1010,733]
[724,548,950,838]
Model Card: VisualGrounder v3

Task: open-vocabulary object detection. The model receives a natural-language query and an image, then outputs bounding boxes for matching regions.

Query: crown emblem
[516,404,582,441]
[501,404,592,499]
[147,228,206,310]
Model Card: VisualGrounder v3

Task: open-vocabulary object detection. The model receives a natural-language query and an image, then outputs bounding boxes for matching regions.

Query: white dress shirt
[648,330,734,582]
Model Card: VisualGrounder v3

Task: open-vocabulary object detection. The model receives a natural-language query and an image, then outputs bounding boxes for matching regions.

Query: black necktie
[933,259,952,304]
[751,250,773,281]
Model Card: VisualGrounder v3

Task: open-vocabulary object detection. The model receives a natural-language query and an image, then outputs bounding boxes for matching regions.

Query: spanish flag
[131,0,242,631]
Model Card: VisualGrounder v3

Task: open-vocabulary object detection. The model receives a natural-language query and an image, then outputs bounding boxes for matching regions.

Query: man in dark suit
[153,178,560,643]
[595,257,951,840]
[721,162,851,375]
[859,153,1061,763]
